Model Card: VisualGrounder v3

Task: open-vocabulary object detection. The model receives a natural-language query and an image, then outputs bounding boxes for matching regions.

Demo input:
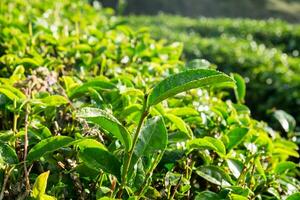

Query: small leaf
[196,165,232,186]
[255,157,266,180]
[0,141,18,165]
[77,107,132,150]
[165,113,191,138]
[273,110,296,133]
[230,194,248,200]
[226,128,248,150]
[187,137,226,156]
[274,161,297,174]
[167,107,198,116]
[32,171,50,198]
[69,78,115,99]
[40,95,69,106]
[32,95,69,107]
[27,136,74,162]
[148,69,234,106]
[231,73,246,103]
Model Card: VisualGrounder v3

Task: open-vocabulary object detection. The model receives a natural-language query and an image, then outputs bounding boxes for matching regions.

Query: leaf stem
[23,91,31,196]
[118,94,149,198]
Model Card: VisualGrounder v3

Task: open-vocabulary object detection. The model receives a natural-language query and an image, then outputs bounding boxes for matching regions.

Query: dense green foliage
[0,0,299,199]
[100,0,300,22]
[127,15,300,126]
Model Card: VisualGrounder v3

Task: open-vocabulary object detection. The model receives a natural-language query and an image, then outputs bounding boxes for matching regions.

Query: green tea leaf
[69,78,115,99]
[32,171,50,198]
[32,95,69,107]
[40,95,69,106]
[134,116,168,158]
[27,136,74,162]
[79,147,121,179]
[0,85,26,100]
[195,191,224,200]
[165,113,191,138]
[226,128,248,150]
[77,107,132,150]
[167,107,198,116]
[0,141,18,165]
[287,193,300,200]
[274,161,297,174]
[230,194,248,200]
[196,165,232,186]
[232,73,246,104]
[148,69,234,106]
[187,137,226,156]
[18,57,42,67]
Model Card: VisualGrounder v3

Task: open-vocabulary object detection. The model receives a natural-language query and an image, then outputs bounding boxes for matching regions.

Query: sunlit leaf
[148,69,234,106]
[187,137,226,156]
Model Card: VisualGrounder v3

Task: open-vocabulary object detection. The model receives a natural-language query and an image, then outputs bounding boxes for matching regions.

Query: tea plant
[0,0,299,199]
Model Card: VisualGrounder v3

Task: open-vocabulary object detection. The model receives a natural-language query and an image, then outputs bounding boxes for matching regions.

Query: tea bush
[127,15,300,126]
[0,0,299,199]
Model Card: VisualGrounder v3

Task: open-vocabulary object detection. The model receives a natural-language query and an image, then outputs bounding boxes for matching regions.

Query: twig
[0,166,14,200]
[170,175,182,200]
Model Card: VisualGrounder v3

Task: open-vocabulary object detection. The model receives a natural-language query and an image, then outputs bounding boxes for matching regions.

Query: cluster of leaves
[0,0,299,199]
[127,15,300,127]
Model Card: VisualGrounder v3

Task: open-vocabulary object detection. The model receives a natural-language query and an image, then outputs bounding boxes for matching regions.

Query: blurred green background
[99,0,300,22]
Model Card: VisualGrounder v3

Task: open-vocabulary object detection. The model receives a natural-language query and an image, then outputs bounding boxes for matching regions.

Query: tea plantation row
[0,0,299,199]
[127,15,300,128]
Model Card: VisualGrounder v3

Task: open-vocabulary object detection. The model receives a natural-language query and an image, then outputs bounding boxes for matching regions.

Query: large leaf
[69,78,115,99]
[195,191,224,200]
[27,136,74,162]
[148,69,234,106]
[226,128,248,150]
[134,116,168,158]
[187,137,226,156]
[196,165,233,186]
[0,141,18,165]
[77,107,132,150]
[78,147,121,179]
